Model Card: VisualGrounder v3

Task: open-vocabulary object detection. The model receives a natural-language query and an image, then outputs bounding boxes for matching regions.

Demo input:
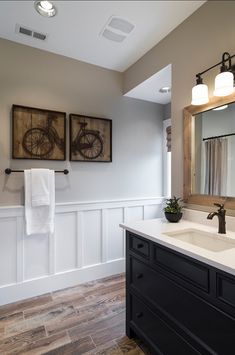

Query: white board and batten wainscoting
[0,197,164,306]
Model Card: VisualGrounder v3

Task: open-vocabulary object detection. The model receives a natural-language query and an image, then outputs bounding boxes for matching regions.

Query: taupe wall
[123,1,235,200]
[0,38,164,206]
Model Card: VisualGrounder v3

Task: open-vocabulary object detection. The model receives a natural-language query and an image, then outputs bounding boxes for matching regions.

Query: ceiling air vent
[100,16,135,43]
[16,24,47,42]
[102,29,126,43]
[33,31,47,41]
[108,18,135,34]
[19,27,32,37]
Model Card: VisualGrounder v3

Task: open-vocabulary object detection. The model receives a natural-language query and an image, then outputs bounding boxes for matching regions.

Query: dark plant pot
[164,212,183,223]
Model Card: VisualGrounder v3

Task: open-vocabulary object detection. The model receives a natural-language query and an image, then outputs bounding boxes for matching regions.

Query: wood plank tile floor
[0,274,149,355]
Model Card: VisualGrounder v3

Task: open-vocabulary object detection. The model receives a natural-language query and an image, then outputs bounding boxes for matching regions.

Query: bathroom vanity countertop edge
[120,218,235,276]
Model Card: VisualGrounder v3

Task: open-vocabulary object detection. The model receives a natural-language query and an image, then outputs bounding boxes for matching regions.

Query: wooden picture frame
[69,114,112,162]
[12,105,66,161]
[183,92,235,210]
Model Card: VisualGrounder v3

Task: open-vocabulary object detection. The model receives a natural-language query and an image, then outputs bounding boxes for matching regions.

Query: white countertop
[120,218,235,276]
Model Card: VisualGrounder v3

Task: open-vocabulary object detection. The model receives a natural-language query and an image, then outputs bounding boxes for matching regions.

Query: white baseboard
[0,259,124,306]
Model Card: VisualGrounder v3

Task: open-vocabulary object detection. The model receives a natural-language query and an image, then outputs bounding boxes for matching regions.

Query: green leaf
[163,196,183,213]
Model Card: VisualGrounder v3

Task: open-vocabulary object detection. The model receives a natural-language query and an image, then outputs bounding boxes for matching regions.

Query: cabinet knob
[137,243,144,249]
[136,273,143,279]
[136,312,143,319]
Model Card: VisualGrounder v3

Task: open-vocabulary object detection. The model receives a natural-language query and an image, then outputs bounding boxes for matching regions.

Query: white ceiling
[125,64,172,104]
[0,1,205,72]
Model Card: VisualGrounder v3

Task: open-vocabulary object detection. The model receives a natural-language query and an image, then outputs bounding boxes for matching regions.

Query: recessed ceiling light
[213,105,228,111]
[34,1,57,17]
[159,86,171,93]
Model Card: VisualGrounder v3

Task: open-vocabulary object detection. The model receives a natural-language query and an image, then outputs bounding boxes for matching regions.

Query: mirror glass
[192,101,235,197]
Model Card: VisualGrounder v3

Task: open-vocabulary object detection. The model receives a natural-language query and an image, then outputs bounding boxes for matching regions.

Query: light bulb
[40,1,53,10]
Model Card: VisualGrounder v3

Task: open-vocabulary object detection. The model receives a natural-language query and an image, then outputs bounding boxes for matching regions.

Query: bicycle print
[12,105,66,160]
[70,114,112,162]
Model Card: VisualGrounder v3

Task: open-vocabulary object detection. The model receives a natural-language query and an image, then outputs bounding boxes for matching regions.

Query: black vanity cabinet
[126,231,235,355]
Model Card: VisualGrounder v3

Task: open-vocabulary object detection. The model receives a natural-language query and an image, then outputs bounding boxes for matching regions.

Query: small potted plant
[164,196,183,223]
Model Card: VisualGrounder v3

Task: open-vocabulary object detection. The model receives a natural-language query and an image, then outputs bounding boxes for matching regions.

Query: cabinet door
[131,294,200,355]
[131,257,235,355]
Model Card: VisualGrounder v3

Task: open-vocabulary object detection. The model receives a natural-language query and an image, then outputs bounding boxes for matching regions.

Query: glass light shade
[214,71,234,97]
[191,84,209,105]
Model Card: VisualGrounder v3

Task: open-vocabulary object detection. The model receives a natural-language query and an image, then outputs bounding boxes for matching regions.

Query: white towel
[24,169,55,236]
[31,169,50,207]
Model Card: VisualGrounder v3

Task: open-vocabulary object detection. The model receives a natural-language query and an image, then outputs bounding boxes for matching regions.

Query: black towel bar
[5,168,69,175]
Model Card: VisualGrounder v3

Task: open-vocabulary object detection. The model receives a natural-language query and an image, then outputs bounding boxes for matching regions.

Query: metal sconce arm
[196,52,235,78]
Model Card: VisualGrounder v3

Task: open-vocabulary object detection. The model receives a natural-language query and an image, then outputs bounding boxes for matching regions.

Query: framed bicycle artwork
[69,114,112,162]
[12,105,66,160]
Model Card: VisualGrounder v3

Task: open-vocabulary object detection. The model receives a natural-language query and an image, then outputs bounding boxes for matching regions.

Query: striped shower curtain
[204,138,228,196]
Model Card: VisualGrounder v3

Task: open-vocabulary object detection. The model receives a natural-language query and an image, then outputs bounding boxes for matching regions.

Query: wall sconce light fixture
[191,52,235,105]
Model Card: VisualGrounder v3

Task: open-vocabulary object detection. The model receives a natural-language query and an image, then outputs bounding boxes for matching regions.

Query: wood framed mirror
[183,92,235,209]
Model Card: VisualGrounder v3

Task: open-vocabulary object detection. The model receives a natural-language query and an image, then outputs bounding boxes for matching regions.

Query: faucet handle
[214,203,225,211]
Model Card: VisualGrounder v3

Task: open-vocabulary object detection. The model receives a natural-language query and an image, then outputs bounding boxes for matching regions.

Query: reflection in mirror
[193,102,235,197]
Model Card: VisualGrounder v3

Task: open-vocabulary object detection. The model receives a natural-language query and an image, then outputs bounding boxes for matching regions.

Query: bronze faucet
[207,203,226,234]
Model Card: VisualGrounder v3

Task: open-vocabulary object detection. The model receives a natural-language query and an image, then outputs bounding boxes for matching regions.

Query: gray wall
[0,38,164,206]
[163,103,171,120]
[123,1,235,203]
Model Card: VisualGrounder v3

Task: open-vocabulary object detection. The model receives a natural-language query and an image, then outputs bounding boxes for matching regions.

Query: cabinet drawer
[131,257,235,355]
[130,234,150,259]
[153,245,209,292]
[131,294,199,355]
[217,273,235,308]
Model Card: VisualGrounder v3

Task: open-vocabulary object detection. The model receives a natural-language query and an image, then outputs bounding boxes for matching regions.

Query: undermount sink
[163,228,235,252]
